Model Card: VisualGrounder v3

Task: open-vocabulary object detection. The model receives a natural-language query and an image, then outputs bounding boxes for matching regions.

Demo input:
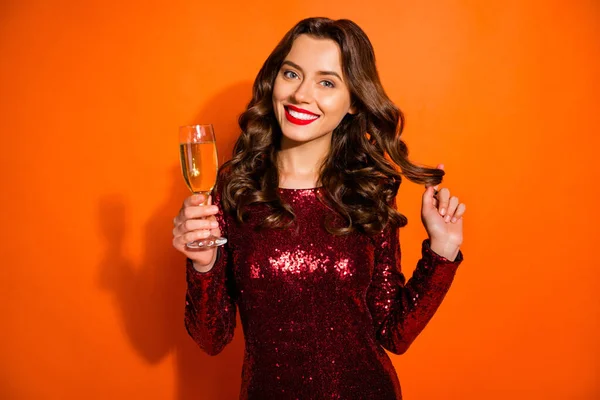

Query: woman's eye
[283,70,299,79]
[320,80,335,88]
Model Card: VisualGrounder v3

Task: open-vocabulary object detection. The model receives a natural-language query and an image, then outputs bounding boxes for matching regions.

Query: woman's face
[272,34,355,146]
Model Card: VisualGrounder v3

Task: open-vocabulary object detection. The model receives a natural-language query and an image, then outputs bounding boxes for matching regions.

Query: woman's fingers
[172,217,217,236]
[181,229,213,244]
[174,201,218,226]
[450,203,466,223]
[183,193,209,207]
[172,193,221,248]
[432,187,466,223]
[444,196,459,222]
[172,194,221,266]
[174,194,215,224]
[182,204,219,220]
[172,230,213,251]
[173,224,215,246]
[436,187,450,216]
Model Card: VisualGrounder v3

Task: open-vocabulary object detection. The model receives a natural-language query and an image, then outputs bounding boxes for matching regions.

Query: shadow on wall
[97,81,253,400]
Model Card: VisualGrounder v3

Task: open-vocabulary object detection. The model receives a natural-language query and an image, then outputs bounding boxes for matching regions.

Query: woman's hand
[172,193,222,270]
[421,164,466,259]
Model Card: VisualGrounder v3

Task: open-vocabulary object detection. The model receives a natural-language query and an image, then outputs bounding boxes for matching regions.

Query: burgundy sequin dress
[184,187,463,399]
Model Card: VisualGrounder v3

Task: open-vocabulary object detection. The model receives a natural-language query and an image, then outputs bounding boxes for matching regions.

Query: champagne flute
[179,124,227,248]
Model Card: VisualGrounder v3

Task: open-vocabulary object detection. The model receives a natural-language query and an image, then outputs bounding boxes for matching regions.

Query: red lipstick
[287,105,319,116]
[284,105,320,126]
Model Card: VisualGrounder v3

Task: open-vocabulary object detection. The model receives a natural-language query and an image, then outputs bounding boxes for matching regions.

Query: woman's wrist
[191,249,219,273]
[429,239,461,262]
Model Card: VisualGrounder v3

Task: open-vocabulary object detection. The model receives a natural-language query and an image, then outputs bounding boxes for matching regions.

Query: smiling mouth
[284,106,320,125]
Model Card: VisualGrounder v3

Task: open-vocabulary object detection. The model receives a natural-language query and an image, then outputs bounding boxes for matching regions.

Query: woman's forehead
[284,35,344,75]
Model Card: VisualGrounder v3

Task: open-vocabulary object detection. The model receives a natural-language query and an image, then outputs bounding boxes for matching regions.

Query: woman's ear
[348,103,358,115]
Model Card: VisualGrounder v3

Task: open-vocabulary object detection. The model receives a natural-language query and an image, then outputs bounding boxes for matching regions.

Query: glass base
[186,236,228,248]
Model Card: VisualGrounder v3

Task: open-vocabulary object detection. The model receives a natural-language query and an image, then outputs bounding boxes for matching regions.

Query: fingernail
[210,221,218,228]
[451,217,457,223]
[445,215,451,222]
[440,208,446,216]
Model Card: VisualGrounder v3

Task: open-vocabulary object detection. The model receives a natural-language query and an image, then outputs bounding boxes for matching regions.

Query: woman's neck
[277,134,330,188]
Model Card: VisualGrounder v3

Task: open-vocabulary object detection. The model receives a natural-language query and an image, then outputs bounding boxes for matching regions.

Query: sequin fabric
[185,187,464,399]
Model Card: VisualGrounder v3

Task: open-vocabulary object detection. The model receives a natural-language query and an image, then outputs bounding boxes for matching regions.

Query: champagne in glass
[179,124,227,248]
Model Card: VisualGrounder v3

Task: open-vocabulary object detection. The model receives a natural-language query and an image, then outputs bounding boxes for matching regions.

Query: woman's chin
[280,135,307,148]
[279,127,332,147]
[280,127,311,143]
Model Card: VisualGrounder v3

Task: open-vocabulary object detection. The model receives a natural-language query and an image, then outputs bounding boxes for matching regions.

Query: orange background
[1,0,599,399]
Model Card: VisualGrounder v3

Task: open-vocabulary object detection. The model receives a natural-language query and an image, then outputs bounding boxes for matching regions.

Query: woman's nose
[292,80,313,103]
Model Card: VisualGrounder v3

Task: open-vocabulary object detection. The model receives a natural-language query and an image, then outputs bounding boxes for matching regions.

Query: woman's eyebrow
[282,60,343,81]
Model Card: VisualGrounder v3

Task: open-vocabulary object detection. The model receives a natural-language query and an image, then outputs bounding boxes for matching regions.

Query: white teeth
[288,108,319,120]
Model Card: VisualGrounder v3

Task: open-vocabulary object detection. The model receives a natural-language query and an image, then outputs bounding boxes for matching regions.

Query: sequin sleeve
[184,187,237,356]
[366,223,463,355]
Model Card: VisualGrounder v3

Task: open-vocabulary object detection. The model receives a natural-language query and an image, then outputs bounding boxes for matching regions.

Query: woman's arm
[184,188,237,356]
[366,225,463,355]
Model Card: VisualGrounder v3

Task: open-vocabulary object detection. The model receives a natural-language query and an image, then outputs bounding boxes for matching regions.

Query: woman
[173,17,466,400]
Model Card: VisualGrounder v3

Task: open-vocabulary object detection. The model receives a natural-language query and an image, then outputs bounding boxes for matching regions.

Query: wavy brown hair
[219,17,445,235]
